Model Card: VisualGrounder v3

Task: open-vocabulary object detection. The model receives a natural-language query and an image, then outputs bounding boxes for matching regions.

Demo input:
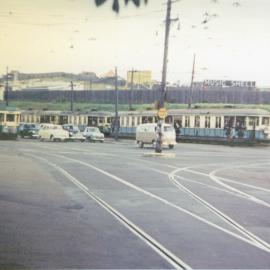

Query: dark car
[18,123,40,139]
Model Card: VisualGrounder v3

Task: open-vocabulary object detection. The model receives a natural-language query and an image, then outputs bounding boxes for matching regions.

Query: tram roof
[0,105,20,112]
[167,108,270,116]
[21,108,270,117]
[117,108,270,117]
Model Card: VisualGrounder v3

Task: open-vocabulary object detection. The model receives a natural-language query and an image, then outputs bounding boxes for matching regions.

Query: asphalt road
[0,139,270,269]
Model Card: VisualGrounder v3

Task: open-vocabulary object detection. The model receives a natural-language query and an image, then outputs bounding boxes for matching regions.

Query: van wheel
[139,141,144,148]
[169,144,174,149]
[50,135,54,141]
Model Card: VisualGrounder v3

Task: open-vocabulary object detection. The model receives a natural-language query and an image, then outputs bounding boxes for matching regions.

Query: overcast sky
[0,0,269,86]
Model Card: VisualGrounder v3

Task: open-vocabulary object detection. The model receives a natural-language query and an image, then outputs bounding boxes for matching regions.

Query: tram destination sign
[203,80,256,88]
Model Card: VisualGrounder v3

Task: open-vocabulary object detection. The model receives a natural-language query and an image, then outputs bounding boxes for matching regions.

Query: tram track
[26,153,191,270]
[168,168,270,252]
[25,150,270,254]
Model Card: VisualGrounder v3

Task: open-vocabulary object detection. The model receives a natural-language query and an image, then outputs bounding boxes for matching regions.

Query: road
[0,139,270,269]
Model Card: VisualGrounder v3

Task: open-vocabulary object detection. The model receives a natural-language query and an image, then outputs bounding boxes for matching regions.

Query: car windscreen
[164,126,174,132]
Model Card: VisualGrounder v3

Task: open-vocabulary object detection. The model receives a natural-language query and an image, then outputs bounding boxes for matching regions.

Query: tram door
[235,116,246,138]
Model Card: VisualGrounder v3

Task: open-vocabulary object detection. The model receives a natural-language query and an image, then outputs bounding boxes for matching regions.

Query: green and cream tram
[0,106,21,138]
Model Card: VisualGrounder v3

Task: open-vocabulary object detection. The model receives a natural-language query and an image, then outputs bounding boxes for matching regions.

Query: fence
[9,87,270,104]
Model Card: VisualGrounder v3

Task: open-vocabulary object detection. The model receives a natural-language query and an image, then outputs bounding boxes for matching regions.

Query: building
[127,70,152,88]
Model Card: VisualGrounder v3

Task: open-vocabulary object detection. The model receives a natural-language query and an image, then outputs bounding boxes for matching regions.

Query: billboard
[203,80,256,88]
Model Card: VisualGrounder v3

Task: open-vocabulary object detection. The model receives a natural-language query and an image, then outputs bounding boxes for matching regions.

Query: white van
[136,123,176,149]
[38,124,69,142]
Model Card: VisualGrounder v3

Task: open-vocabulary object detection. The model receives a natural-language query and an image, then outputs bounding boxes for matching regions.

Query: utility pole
[160,0,178,108]
[70,81,74,112]
[188,53,196,109]
[5,67,9,107]
[155,0,178,153]
[114,66,119,140]
[89,79,92,90]
[129,69,134,111]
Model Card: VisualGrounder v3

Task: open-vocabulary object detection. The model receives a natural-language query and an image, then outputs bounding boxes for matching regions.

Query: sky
[0,0,270,86]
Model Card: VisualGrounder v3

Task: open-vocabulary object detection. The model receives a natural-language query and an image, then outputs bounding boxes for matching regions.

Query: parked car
[83,127,104,142]
[38,124,69,142]
[18,123,40,139]
[136,123,176,149]
[62,124,85,142]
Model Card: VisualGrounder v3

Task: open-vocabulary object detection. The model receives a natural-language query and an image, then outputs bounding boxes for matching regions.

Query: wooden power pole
[129,69,134,111]
[188,53,196,109]
[70,81,74,112]
[114,67,119,140]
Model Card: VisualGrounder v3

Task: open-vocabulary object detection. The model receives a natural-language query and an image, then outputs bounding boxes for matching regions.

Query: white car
[39,124,69,142]
[62,124,86,142]
[83,127,104,142]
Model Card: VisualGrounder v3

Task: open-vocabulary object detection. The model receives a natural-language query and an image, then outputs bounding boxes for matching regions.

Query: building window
[195,116,200,127]
[6,114,15,122]
[262,117,270,126]
[0,113,4,122]
[249,117,259,126]
[215,117,221,128]
[185,116,190,127]
[205,116,211,128]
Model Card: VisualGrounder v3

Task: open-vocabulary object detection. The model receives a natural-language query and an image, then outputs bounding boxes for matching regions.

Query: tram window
[224,116,234,128]
[205,116,210,128]
[142,116,148,123]
[165,116,173,124]
[262,117,270,126]
[215,117,221,128]
[249,117,259,126]
[121,117,125,126]
[185,116,190,127]
[6,114,15,122]
[131,117,135,127]
[195,116,200,128]
[0,113,4,122]
[235,116,246,129]
[51,116,56,122]
[99,117,105,124]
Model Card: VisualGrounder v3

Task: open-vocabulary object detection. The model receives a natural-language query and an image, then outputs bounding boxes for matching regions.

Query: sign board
[203,80,256,88]
[157,108,168,119]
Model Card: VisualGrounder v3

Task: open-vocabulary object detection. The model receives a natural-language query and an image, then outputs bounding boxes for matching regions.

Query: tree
[95,0,148,13]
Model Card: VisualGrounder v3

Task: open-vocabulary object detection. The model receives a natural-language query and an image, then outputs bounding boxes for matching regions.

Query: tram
[0,105,21,139]
[20,108,270,142]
